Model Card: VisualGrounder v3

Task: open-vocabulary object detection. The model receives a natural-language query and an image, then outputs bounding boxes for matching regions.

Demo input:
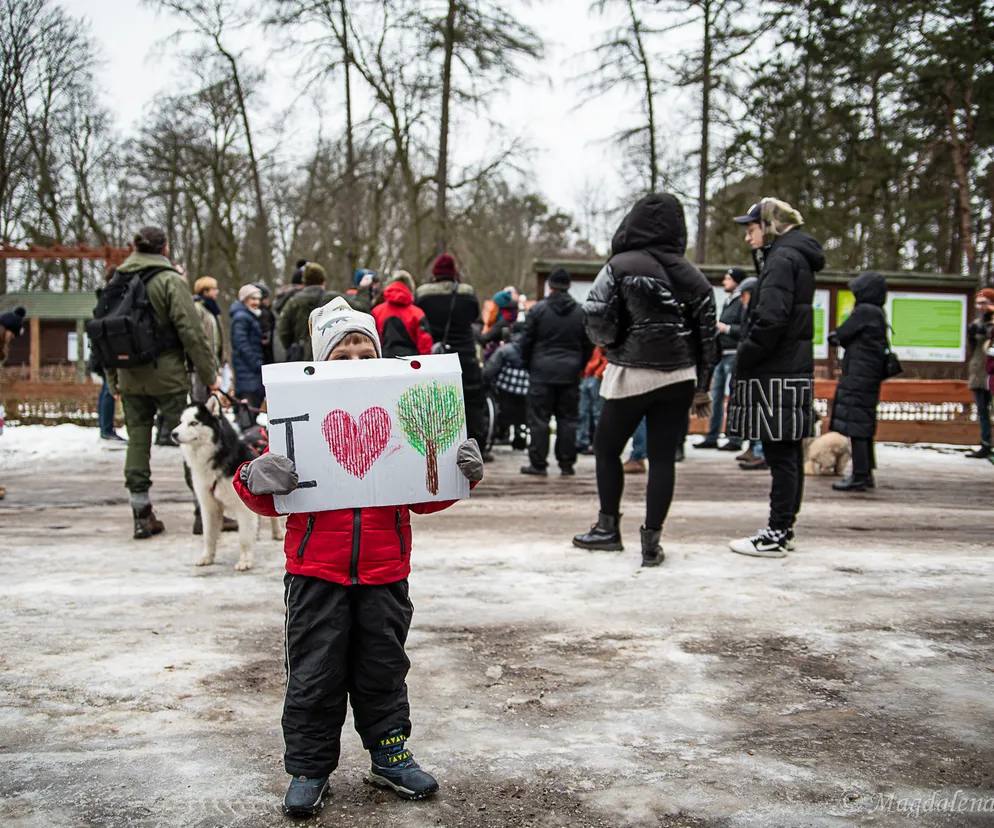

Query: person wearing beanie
[278,263,341,360]
[415,253,488,452]
[477,287,520,358]
[517,267,592,477]
[101,227,219,540]
[233,298,485,818]
[371,274,434,358]
[695,266,750,451]
[966,288,994,457]
[230,284,266,428]
[347,268,382,312]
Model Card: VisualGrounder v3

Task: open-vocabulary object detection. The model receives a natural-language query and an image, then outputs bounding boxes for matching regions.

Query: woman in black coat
[828,271,889,491]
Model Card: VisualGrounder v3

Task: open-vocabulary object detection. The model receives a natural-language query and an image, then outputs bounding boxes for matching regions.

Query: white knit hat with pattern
[309,297,382,361]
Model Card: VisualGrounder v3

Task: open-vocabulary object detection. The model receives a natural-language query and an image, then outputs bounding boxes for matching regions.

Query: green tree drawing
[396,381,464,495]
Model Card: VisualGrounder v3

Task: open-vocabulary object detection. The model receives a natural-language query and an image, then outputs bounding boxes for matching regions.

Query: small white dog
[172,396,283,571]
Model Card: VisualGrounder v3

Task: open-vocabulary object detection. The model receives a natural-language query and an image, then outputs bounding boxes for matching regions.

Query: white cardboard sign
[262,354,469,513]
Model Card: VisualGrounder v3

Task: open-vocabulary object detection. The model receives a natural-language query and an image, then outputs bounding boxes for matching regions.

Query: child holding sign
[234,298,484,817]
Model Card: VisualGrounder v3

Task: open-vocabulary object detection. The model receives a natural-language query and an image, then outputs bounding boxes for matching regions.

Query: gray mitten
[240,453,298,496]
[456,439,484,482]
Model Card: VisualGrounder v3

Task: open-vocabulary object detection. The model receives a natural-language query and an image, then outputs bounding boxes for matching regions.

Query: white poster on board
[262,354,470,514]
[885,292,967,363]
[812,289,830,360]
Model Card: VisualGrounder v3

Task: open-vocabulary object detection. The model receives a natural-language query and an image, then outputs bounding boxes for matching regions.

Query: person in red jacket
[371,271,434,358]
[234,296,483,817]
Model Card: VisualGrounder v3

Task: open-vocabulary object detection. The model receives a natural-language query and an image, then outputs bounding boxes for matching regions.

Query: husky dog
[172,396,283,571]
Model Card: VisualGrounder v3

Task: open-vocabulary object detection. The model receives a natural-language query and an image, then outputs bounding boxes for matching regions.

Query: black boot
[283,776,329,817]
[572,513,623,551]
[966,445,992,459]
[675,445,685,463]
[133,506,165,540]
[832,475,871,492]
[640,526,664,567]
[367,729,439,801]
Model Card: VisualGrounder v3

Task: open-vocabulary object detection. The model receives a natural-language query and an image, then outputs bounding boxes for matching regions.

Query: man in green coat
[104,226,219,539]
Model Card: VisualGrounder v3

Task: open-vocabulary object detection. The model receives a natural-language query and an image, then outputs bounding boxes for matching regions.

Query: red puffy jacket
[371,282,434,357]
[233,461,475,585]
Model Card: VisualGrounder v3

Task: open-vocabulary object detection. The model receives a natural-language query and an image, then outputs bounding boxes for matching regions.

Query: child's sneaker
[367,729,439,801]
[282,775,329,817]
[729,528,788,558]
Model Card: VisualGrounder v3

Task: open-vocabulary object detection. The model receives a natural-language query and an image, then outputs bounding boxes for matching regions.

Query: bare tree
[147,0,274,285]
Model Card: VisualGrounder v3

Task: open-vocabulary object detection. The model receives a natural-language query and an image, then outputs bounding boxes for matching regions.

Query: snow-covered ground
[0,427,992,827]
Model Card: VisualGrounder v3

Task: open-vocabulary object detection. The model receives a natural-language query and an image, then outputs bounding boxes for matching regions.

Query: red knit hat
[431,253,457,279]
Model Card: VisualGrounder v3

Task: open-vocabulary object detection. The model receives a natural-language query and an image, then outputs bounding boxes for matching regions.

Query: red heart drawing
[321,407,392,479]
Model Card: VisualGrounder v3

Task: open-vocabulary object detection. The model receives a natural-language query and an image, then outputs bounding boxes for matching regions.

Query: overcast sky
[62,0,704,247]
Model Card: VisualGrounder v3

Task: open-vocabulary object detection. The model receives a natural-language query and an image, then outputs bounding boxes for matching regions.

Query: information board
[886,292,966,363]
[812,289,830,360]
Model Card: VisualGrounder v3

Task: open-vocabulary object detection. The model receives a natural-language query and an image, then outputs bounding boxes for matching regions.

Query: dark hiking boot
[729,528,788,558]
[560,466,576,476]
[735,447,755,462]
[739,456,769,471]
[367,730,439,801]
[966,445,992,459]
[133,506,165,540]
[640,526,664,567]
[718,441,743,452]
[520,465,548,477]
[573,513,623,551]
[694,439,719,449]
[283,775,329,817]
[623,459,646,474]
[832,476,871,492]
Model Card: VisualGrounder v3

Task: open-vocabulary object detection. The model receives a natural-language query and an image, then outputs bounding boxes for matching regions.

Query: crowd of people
[3,193,993,820]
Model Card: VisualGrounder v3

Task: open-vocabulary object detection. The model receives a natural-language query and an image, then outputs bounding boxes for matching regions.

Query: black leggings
[763,439,805,531]
[594,381,695,531]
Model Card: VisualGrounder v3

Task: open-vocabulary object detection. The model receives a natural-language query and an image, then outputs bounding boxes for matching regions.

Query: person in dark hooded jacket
[572,193,718,567]
[230,285,266,429]
[828,271,889,491]
[726,198,825,558]
[517,267,593,476]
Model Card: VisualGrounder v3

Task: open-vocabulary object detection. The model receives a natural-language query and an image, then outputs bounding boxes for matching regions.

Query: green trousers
[122,392,188,494]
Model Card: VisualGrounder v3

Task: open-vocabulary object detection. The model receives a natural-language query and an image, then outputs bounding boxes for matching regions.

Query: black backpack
[380,316,418,359]
[87,267,180,369]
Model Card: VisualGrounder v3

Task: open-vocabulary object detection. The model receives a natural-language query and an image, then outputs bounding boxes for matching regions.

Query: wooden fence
[0,377,984,444]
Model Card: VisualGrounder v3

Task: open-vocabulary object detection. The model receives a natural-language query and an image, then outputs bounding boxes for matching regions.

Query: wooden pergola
[0,244,131,380]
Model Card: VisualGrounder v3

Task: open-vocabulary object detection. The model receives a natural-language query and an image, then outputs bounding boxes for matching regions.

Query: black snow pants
[282,573,414,778]
[763,439,805,532]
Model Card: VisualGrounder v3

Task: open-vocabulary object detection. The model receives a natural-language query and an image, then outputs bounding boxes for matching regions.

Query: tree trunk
[434,0,458,256]
[627,0,656,192]
[944,73,976,275]
[339,0,357,283]
[217,40,272,282]
[425,440,439,495]
[695,0,712,264]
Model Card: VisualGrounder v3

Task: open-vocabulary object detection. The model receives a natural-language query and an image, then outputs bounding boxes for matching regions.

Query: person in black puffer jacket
[828,271,889,492]
[726,197,825,558]
[572,193,718,566]
[517,268,592,476]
